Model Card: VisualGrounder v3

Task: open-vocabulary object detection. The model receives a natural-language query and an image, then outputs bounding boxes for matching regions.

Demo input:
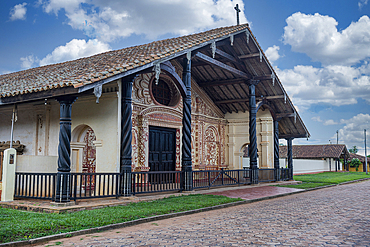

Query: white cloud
[20,39,110,69]
[323,119,339,126]
[20,55,39,69]
[311,116,322,122]
[335,114,370,155]
[40,0,248,42]
[39,39,111,66]
[277,63,370,109]
[359,0,368,10]
[265,45,280,63]
[283,12,370,66]
[9,2,27,21]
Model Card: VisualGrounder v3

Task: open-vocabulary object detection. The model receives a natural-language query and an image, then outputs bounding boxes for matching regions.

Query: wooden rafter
[197,78,245,87]
[195,52,250,79]
[238,53,260,59]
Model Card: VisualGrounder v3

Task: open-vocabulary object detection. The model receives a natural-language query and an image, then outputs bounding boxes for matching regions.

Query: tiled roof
[0,24,249,98]
[279,144,348,159]
[348,153,367,163]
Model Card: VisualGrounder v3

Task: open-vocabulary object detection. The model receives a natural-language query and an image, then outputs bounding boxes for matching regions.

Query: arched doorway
[71,125,97,190]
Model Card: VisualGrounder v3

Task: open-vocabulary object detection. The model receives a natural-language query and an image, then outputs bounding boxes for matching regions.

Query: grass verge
[0,194,242,244]
[276,172,370,189]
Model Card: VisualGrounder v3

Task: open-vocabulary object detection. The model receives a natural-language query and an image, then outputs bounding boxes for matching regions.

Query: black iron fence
[14,167,293,201]
[280,168,291,181]
[70,173,121,200]
[192,169,251,189]
[132,171,183,195]
[15,172,56,200]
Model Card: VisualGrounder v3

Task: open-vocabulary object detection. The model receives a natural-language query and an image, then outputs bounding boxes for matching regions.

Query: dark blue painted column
[286,137,294,180]
[182,56,193,191]
[55,96,77,203]
[120,76,134,196]
[274,120,280,181]
[249,81,259,184]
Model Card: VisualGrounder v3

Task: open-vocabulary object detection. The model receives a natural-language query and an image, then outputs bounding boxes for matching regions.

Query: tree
[349,146,358,154]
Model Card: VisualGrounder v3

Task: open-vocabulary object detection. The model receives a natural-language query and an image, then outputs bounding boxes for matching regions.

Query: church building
[0,24,309,202]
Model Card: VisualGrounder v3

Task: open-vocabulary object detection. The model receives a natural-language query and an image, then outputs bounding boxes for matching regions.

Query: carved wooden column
[286,137,294,180]
[274,120,280,181]
[120,76,134,196]
[182,56,193,191]
[249,80,259,184]
[55,96,77,203]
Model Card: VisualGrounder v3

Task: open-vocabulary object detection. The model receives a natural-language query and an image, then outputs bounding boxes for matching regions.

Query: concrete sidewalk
[0,180,301,213]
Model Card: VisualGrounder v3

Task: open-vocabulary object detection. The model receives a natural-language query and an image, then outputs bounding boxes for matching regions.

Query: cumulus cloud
[323,119,339,126]
[283,12,370,66]
[311,116,322,122]
[9,2,27,21]
[20,55,39,69]
[20,39,110,68]
[277,64,370,109]
[39,0,248,42]
[265,45,280,63]
[335,114,370,155]
[39,39,111,66]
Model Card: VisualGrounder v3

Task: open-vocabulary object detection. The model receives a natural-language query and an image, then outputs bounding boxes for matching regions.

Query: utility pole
[365,129,367,175]
[336,130,338,144]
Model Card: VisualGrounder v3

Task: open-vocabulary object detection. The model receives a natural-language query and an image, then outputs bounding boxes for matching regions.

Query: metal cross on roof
[234,4,241,26]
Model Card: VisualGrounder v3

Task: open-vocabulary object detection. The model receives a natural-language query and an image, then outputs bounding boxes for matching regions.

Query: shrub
[350,158,361,171]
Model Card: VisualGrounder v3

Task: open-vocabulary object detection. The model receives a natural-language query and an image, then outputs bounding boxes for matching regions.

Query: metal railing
[280,168,291,181]
[192,169,251,189]
[70,172,121,200]
[14,167,292,200]
[132,171,183,195]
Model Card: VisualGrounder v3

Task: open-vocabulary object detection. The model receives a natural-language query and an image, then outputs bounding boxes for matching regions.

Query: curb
[2,178,370,246]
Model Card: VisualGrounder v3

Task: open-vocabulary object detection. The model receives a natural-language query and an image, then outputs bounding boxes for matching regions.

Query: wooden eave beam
[215,95,285,105]
[238,53,260,59]
[276,113,296,119]
[197,78,245,88]
[254,75,274,81]
[258,95,285,100]
[215,98,247,104]
[0,87,79,105]
[215,48,239,64]
[195,52,250,79]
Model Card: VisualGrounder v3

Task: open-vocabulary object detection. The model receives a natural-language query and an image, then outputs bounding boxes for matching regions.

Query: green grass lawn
[0,194,242,244]
[276,172,370,189]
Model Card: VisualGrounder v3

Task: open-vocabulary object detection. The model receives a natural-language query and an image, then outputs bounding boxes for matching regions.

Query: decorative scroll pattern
[138,116,149,168]
[133,73,152,104]
[132,127,138,169]
[205,126,219,168]
[82,127,96,189]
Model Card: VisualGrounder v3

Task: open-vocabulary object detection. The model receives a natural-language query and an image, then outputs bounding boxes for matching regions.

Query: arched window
[152,79,171,106]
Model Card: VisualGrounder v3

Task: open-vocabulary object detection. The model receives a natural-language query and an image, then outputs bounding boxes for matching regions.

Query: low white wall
[16,155,57,173]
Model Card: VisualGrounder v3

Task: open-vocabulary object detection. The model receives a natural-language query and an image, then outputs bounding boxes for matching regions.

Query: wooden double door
[149,126,176,183]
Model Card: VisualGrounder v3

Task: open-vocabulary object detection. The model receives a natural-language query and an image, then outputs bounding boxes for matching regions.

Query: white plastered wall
[225,109,274,169]
[71,91,119,173]
[0,101,60,172]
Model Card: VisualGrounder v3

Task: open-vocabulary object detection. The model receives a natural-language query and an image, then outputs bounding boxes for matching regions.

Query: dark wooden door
[149,126,176,183]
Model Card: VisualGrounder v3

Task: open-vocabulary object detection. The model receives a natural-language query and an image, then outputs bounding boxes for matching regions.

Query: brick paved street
[34,181,370,246]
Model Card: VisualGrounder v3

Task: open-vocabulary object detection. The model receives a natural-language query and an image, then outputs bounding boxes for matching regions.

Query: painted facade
[0,65,274,174]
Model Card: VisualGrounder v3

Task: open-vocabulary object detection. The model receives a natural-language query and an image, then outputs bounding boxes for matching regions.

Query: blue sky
[1,0,370,155]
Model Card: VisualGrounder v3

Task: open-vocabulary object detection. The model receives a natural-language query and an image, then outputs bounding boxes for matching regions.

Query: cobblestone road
[35,181,370,246]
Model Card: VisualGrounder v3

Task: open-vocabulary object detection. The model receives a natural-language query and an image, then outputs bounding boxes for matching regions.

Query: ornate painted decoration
[82,127,96,189]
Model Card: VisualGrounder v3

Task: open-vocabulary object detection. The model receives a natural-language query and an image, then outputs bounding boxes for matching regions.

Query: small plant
[350,158,361,171]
